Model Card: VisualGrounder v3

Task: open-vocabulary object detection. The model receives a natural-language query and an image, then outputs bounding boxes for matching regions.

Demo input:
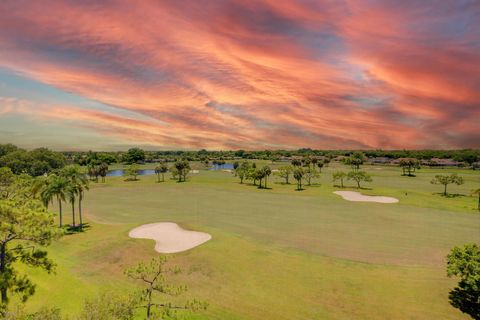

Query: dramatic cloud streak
[0,0,478,149]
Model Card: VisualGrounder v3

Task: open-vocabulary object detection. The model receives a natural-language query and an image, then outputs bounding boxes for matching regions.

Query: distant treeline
[1,143,479,176]
[66,147,480,165]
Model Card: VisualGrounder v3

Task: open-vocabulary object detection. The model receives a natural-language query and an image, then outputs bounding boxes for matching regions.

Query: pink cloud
[0,1,478,149]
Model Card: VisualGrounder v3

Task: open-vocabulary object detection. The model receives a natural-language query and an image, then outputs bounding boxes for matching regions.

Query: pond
[209,163,235,170]
[106,169,156,177]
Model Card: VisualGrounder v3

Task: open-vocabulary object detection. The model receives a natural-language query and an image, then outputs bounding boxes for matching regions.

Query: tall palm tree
[77,180,89,230]
[66,183,77,228]
[61,165,88,229]
[33,175,68,227]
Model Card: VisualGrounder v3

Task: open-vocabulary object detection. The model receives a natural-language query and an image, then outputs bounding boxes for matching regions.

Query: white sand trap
[333,191,399,203]
[129,222,211,253]
[189,170,199,174]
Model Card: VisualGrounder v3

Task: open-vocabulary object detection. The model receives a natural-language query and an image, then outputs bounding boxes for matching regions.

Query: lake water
[209,163,235,170]
[106,169,156,177]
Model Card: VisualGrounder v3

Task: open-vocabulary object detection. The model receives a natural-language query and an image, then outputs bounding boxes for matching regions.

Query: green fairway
[23,163,480,319]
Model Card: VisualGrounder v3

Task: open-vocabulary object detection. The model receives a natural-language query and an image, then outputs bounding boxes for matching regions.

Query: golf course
[18,161,479,319]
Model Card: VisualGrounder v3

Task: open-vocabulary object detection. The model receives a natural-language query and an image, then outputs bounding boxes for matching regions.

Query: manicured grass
[22,163,480,319]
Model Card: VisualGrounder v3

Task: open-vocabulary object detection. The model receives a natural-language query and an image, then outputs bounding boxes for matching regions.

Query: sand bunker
[129,222,211,253]
[190,170,199,174]
[333,191,399,203]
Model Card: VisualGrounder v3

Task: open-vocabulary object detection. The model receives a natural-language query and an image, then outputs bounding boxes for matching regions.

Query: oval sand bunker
[129,222,211,253]
[334,191,399,203]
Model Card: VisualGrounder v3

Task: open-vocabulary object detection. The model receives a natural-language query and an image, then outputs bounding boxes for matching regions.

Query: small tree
[343,152,366,171]
[155,163,168,183]
[293,167,304,190]
[125,256,207,320]
[332,171,347,188]
[347,171,372,189]
[87,163,100,182]
[431,173,464,196]
[399,158,420,176]
[446,243,480,320]
[276,165,293,184]
[291,158,302,167]
[304,167,320,186]
[174,160,190,182]
[125,164,139,181]
[98,163,109,183]
[0,199,62,308]
[235,162,250,184]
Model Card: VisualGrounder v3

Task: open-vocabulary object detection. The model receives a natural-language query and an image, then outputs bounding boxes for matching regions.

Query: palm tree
[77,180,90,229]
[33,174,68,227]
[261,166,272,188]
[66,183,77,228]
[61,165,88,229]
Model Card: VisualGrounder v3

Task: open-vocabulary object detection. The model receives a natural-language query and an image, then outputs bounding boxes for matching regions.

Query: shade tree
[430,173,464,196]
[154,163,168,183]
[235,161,251,184]
[304,166,320,186]
[446,243,480,320]
[275,165,293,184]
[399,158,420,176]
[332,171,347,188]
[293,167,304,190]
[347,171,372,189]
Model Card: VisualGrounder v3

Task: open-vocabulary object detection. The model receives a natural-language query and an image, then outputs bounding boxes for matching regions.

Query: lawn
[22,162,480,319]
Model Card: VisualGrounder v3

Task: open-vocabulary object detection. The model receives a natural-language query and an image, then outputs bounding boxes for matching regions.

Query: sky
[0,0,479,151]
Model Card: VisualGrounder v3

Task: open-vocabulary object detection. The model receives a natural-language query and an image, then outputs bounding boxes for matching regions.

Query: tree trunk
[340,178,344,188]
[265,177,268,188]
[286,175,289,184]
[1,242,7,304]
[156,173,160,183]
[71,201,76,227]
[146,286,153,319]
[357,180,360,188]
[161,173,165,182]
[78,193,83,230]
[444,184,447,195]
[58,197,63,227]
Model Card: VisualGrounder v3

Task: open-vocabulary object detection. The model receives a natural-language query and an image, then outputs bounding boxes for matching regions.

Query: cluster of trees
[0,144,65,176]
[332,171,372,189]
[399,158,421,176]
[34,166,89,230]
[331,153,372,188]
[235,162,272,188]
[87,162,109,182]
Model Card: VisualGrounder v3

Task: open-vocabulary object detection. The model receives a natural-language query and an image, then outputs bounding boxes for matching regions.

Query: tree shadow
[401,174,417,177]
[64,223,91,235]
[433,193,466,198]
